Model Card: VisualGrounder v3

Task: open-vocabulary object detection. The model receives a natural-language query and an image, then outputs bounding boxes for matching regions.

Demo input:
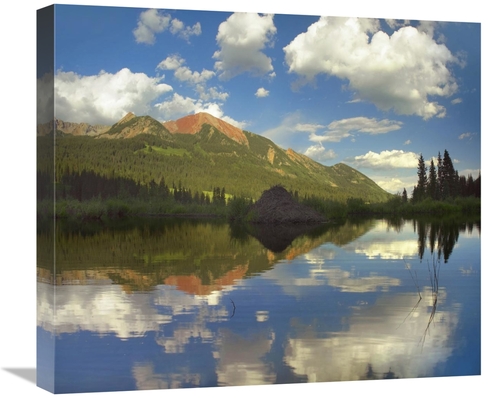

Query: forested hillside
[37,113,393,205]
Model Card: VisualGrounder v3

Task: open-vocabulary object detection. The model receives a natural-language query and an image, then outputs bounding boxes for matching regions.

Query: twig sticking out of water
[427,254,440,295]
[396,297,421,330]
[421,255,440,345]
[404,257,422,300]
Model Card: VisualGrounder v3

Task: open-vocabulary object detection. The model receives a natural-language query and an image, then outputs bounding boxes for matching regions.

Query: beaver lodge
[248,185,327,224]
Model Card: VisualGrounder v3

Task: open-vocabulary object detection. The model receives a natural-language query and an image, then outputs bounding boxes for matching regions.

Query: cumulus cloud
[451,98,463,105]
[196,86,229,102]
[311,117,402,143]
[157,54,184,70]
[375,176,416,194]
[385,19,410,30]
[303,143,337,162]
[255,87,269,97]
[346,150,419,169]
[157,55,227,102]
[158,55,215,85]
[283,17,459,119]
[133,9,201,44]
[213,13,277,80]
[54,68,173,125]
[154,93,246,129]
[169,19,202,41]
[133,9,171,44]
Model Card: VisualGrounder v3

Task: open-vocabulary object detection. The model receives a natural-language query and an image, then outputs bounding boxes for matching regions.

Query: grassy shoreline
[37,195,480,223]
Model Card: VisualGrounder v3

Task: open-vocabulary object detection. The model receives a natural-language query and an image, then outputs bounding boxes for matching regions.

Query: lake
[36,216,481,393]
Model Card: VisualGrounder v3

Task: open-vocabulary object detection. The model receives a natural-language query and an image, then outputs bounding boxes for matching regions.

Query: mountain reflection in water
[37,216,480,393]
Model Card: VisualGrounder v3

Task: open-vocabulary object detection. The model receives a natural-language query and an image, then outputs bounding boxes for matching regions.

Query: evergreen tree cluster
[410,150,480,203]
[39,167,232,209]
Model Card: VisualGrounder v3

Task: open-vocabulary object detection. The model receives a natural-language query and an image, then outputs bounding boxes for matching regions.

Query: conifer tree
[402,188,408,203]
[414,154,427,202]
[441,150,456,199]
[437,151,443,200]
[427,158,438,200]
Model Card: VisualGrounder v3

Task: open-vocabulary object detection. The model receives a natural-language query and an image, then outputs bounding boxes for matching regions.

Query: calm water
[37,217,481,393]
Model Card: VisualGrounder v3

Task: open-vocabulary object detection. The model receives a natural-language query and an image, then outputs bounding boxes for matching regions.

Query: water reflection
[37,216,480,392]
[412,217,480,262]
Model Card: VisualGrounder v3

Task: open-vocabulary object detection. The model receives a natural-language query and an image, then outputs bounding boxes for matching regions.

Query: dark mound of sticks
[248,185,326,224]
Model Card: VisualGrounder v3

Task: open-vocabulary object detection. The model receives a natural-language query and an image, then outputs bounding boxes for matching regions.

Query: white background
[0,1,495,397]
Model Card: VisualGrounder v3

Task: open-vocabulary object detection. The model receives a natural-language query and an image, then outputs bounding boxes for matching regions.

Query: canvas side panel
[36,4,55,394]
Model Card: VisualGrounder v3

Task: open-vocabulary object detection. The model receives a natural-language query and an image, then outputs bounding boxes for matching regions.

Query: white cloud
[157,55,217,89]
[284,17,459,119]
[311,117,402,142]
[304,143,337,162]
[54,68,173,125]
[181,22,202,41]
[221,115,248,130]
[404,139,411,145]
[346,150,420,169]
[133,9,171,44]
[133,9,201,45]
[157,54,185,70]
[170,19,202,41]
[174,67,215,84]
[385,19,410,30]
[169,18,184,34]
[295,123,325,134]
[157,54,228,105]
[255,87,270,97]
[154,93,247,129]
[154,93,209,119]
[459,132,476,140]
[196,86,230,102]
[451,98,463,105]
[213,13,277,80]
[459,169,481,179]
[375,176,416,194]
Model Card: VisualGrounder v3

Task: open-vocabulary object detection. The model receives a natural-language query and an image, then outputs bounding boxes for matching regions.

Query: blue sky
[46,4,481,194]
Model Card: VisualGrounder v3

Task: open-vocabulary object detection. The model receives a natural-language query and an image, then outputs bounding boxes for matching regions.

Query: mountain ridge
[37,112,393,203]
[163,112,249,147]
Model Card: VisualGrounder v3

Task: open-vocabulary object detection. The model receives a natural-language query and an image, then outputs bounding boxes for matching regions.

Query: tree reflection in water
[412,217,479,263]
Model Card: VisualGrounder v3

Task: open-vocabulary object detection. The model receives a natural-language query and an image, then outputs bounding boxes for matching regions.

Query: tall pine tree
[441,150,456,199]
[414,154,427,202]
[437,151,443,200]
[427,158,438,200]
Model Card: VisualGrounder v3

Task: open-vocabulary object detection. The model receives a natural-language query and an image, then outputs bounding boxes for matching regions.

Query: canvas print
[36,3,481,394]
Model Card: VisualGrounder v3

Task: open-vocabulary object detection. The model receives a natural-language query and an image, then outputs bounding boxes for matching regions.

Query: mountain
[164,112,249,146]
[37,119,110,136]
[97,112,172,140]
[37,112,393,203]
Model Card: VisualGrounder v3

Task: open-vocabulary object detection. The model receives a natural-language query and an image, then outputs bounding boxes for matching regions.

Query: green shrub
[227,197,251,221]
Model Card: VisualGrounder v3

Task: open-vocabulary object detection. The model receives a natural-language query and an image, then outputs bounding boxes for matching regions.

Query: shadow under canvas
[3,368,37,385]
